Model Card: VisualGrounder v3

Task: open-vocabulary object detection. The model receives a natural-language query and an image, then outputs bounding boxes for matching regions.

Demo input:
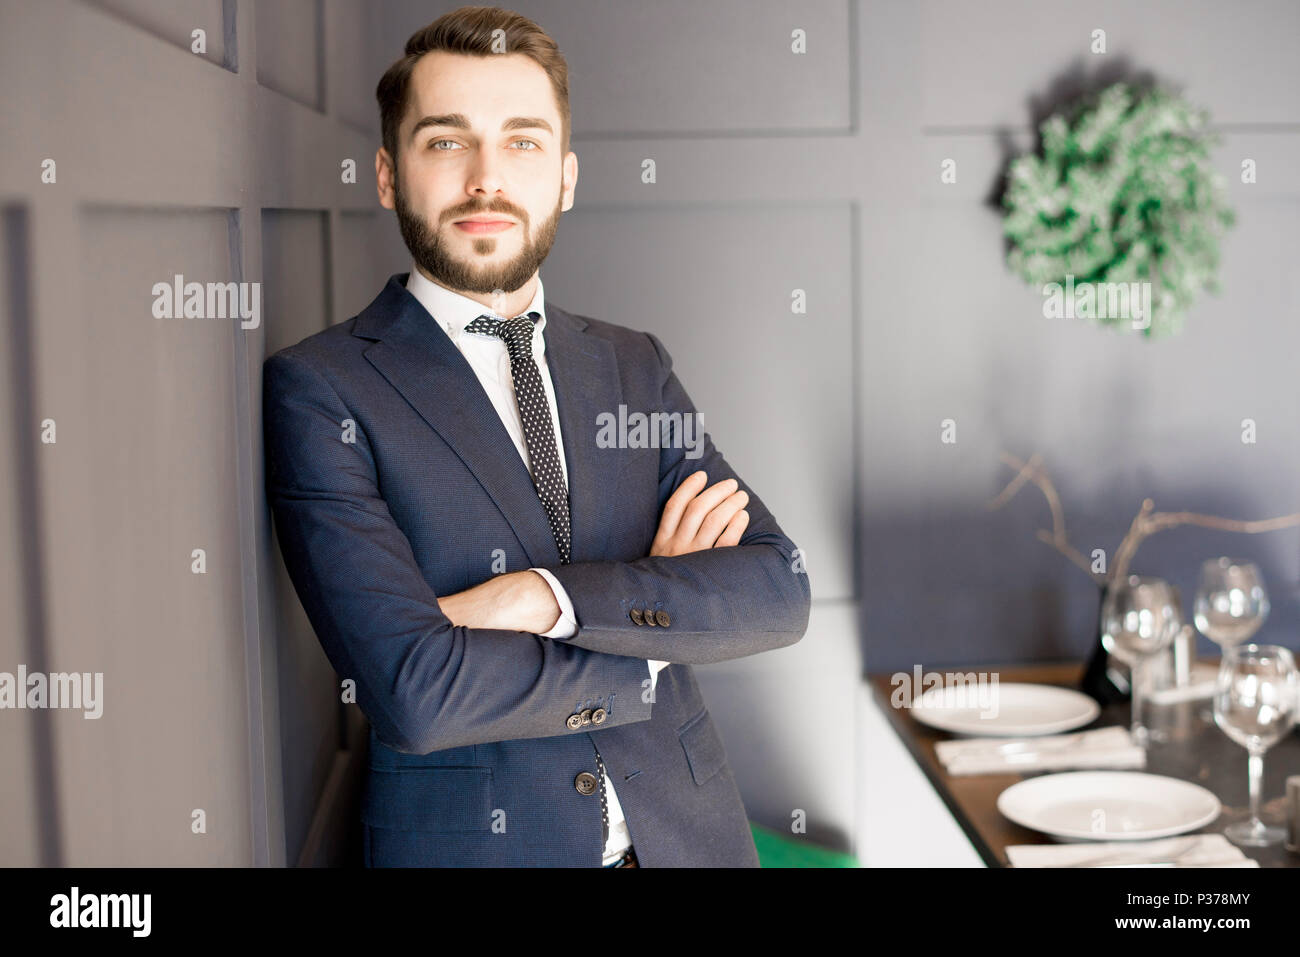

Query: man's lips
[454,218,517,234]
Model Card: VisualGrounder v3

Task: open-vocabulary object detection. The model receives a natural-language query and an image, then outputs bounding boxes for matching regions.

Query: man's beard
[393,173,563,296]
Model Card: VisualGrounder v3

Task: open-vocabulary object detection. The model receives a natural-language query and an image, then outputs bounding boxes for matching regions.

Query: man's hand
[650,470,749,558]
[438,570,561,634]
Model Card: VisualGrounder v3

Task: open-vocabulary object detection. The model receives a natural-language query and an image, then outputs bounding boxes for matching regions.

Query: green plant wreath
[1002,82,1235,338]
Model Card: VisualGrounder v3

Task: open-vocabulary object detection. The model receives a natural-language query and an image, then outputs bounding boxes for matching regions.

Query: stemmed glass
[1212,644,1298,846]
[1194,558,1269,651]
[1100,575,1183,747]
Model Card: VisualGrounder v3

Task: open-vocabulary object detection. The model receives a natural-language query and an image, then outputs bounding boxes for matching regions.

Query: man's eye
[429,139,459,151]
[512,140,539,151]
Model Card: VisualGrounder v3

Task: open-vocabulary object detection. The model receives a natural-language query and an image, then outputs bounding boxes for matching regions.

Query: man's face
[377,51,577,298]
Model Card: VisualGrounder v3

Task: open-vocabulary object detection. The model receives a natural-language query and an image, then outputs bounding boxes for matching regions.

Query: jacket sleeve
[540,331,812,664]
[262,350,654,756]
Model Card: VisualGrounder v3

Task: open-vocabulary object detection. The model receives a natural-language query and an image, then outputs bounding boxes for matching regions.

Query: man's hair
[376,5,571,171]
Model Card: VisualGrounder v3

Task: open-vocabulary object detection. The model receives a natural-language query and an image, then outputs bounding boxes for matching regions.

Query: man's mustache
[446,204,527,224]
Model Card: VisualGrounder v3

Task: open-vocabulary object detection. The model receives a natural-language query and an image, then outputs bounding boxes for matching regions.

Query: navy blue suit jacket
[262,273,811,866]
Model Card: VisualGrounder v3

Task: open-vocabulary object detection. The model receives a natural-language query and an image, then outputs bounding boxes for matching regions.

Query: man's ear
[376,148,396,210]
[560,150,578,213]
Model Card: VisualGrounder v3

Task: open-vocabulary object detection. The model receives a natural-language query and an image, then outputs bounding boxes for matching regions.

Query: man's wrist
[477,570,557,633]
[521,569,562,634]
[530,567,577,639]
[438,570,559,633]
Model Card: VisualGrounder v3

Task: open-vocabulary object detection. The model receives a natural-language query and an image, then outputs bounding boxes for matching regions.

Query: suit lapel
[542,302,623,563]
[354,274,623,569]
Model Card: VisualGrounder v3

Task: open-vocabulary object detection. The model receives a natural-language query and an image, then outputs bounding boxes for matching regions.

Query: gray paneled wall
[1,206,50,868]
[57,206,250,864]
[0,0,393,865]
[259,208,337,864]
[857,0,1300,674]
[90,0,232,68]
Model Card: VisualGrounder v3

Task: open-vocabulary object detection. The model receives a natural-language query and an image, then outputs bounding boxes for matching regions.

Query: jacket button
[591,707,607,725]
[629,608,644,625]
[566,713,583,730]
[655,610,670,627]
[579,708,593,725]
[644,612,657,627]
[574,771,599,795]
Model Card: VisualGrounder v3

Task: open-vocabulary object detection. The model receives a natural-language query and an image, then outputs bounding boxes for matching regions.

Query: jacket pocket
[361,766,493,832]
[677,708,727,786]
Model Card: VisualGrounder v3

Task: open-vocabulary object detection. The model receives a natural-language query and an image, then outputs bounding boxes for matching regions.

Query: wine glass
[1100,575,1183,747]
[1212,644,1298,846]
[1194,558,1269,651]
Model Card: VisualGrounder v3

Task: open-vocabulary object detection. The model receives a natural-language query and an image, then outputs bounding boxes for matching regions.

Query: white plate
[997,771,1221,841]
[909,682,1100,737]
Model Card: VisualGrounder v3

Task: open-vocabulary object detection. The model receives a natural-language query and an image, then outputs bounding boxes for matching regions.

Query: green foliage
[1002,83,1235,337]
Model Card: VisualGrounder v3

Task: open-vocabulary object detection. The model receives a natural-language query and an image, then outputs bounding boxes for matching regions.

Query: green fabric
[749,821,859,868]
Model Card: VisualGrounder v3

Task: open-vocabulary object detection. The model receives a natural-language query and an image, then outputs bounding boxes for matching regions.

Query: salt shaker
[1171,623,1195,687]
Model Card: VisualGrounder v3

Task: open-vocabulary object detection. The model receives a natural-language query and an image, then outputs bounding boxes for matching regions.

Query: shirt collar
[405,262,547,344]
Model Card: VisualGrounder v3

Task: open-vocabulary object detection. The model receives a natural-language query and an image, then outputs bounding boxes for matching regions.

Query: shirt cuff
[530,567,577,639]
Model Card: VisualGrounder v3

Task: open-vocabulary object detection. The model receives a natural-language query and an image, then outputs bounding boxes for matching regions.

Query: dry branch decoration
[987,451,1300,585]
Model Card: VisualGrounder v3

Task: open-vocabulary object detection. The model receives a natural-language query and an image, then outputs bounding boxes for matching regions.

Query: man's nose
[466,148,506,196]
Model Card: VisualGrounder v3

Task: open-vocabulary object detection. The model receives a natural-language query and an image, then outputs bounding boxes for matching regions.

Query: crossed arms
[438,468,755,633]
[262,330,811,755]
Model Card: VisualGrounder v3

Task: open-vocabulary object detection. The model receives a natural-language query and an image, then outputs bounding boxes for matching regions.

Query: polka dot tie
[463,312,572,565]
[466,311,609,853]
[594,750,610,849]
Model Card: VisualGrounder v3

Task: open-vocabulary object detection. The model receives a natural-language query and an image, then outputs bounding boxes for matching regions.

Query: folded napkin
[934,726,1145,776]
[1007,834,1258,868]
[1146,662,1220,705]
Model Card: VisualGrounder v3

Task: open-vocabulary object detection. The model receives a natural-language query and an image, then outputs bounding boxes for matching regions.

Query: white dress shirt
[405,264,668,864]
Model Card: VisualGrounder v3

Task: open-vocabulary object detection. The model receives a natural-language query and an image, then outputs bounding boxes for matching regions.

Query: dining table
[866,658,1300,867]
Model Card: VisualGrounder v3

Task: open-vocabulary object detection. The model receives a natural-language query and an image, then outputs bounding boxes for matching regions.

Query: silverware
[946,731,1112,768]
[1095,862,1177,868]
[1060,837,1201,868]
[990,732,1087,754]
